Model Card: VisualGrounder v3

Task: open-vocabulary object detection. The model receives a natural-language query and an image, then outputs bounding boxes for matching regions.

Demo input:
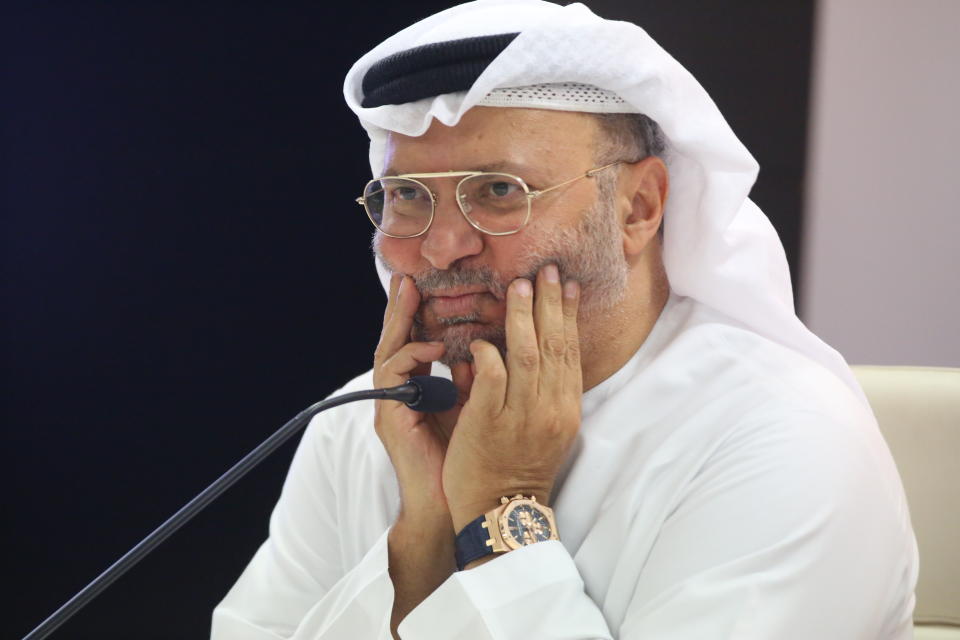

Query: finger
[381,272,402,327]
[533,264,566,396]
[449,360,474,407]
[409,357,433,382]
[562,280,583,397]
[467,340,507,417]
[378,340,444,388]
[375,275,421,368]
[504,277,538,408]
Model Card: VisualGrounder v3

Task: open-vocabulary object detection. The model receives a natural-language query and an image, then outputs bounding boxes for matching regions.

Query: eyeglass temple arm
[528,161,621,200]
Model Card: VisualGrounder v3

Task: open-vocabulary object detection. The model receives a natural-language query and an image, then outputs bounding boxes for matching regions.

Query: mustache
[408,257,565,300]
[411,264,508,299]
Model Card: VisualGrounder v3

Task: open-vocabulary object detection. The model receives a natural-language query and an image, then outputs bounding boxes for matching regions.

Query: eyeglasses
[355,162,620,238]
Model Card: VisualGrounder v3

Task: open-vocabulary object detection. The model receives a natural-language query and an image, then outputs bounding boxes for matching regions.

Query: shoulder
[662,299,911,545]
[663,297,870,426]
[297,368,382,470]
[636,296,907,522]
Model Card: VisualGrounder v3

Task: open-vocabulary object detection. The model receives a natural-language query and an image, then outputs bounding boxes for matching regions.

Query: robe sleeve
[399,541,613,639]
[398,409,916,640]
[210,413,396,640]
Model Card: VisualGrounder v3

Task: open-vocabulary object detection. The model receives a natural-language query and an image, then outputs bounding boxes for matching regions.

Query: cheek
[375,235,423,272]
[491,227,560,278]
[482,234,537,277]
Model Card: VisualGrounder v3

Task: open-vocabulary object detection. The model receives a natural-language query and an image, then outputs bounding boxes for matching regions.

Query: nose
[419,188,484,270]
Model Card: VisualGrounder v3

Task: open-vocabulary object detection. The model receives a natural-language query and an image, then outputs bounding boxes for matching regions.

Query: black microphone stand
[23,377,452,640]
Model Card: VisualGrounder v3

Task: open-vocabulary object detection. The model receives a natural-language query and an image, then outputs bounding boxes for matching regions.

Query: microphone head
[405,375,458,413]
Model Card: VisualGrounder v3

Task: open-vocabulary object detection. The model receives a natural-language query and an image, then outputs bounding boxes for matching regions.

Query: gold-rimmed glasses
[355,162,620,238]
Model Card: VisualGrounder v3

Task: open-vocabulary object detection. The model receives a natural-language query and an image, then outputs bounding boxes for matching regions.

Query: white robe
[211,293,918,639]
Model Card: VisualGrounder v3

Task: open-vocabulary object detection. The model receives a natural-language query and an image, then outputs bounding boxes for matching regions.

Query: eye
[389,186,422,201]
[462,175,526,207]
[485,181,520,198]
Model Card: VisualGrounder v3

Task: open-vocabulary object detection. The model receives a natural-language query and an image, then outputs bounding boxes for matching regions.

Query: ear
[619,156,669,257]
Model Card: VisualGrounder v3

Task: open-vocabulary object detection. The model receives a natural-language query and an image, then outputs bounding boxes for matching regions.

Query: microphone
[23,376,457,640]
[380,374,459,412]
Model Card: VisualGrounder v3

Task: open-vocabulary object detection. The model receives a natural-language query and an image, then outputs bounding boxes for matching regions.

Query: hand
[441,264,583,532]
[373,274,472,523]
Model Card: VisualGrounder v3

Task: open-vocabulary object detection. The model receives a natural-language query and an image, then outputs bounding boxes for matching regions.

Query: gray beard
[412,311,506,365]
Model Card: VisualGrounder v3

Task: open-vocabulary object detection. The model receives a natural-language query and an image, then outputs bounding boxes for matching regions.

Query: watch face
[502,504,553,548]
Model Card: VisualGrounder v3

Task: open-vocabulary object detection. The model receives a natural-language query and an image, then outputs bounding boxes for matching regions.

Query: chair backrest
[852,365,960,638]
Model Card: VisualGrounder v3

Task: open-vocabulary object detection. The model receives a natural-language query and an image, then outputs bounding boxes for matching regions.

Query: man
[212,1,917,638]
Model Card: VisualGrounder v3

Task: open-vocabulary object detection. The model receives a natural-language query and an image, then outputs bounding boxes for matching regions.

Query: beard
[374,173,628,365]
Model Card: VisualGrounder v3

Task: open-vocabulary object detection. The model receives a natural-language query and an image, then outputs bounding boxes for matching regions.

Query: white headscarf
[342,0,866,403]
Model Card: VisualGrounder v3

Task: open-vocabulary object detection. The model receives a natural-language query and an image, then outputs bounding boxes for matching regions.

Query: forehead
[382,107,600,175]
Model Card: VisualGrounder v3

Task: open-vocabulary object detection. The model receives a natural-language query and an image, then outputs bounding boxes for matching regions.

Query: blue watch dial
[506,505,552,545]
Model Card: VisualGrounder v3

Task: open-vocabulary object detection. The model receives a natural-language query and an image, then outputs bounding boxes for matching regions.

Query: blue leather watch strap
[454,514,494,571]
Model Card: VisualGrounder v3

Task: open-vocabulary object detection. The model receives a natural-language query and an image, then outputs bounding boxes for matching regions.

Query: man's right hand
[373,273,469,523]
[375,273,472,637]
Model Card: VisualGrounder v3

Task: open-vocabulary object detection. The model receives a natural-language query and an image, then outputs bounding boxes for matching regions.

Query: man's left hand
[442,263,583,533]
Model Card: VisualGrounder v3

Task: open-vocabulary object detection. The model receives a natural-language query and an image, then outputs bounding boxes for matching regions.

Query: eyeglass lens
[363,173,529,236]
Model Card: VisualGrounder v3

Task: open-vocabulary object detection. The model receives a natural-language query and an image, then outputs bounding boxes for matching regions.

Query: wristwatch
[454,494,559,570]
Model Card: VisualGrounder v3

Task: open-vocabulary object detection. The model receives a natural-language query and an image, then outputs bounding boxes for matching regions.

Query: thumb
[449,361,474,407]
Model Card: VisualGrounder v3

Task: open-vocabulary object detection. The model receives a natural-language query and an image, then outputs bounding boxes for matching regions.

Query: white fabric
[212,294,917,639]
[341,0,868,406]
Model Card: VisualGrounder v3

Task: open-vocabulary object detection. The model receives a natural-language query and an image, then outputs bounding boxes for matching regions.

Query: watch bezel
[496,497,559,550]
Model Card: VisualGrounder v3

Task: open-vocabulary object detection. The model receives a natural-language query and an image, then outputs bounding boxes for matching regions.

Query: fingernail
[544,264,559,283]
[563,280,579,299]
[514,279,532,297]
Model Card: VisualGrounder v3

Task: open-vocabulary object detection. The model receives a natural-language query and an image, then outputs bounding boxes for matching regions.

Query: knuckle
[374,339,399,364]
[539,413,574,439]
[543,287,562,305]
[513,346,540,370]
[542,334,566,358]
[375,351,396,373]
[479,362,506,382]
[546,416,565,437]
[510,298,532,318]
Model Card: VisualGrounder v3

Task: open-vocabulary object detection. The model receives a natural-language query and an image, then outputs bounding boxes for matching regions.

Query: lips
[426,287,491,317]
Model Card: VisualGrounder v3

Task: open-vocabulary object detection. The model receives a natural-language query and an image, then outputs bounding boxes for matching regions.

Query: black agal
[360,33,519,107]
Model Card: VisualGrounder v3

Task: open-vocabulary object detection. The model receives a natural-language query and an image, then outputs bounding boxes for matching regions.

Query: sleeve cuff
[213,527,395,639]
[293,526,395,638]
[399,540,611,640]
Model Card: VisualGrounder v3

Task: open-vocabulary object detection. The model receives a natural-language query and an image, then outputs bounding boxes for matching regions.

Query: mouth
[426,287,492,317]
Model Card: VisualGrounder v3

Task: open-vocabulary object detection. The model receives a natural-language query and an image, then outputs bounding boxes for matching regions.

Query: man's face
[374,107,629,364]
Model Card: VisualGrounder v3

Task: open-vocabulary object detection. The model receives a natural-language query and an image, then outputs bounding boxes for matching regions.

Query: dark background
[3,2,813,638]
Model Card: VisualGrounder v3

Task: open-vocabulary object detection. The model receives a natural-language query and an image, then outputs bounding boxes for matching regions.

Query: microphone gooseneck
[23,375,458,640]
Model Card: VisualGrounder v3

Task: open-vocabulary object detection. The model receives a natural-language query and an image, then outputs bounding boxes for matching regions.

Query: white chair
[852,366,960,639]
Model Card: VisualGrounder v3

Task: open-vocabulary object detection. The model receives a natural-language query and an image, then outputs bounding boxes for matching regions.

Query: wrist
[452,493,560,571]
[394,506,454,538]
[450,487,553,533]
[390,514,456,573]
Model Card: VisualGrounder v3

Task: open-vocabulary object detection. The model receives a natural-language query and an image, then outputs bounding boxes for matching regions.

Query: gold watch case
[482,494,560,553]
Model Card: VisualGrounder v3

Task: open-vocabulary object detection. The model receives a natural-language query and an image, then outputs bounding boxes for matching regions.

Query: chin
[416,319,507,366]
